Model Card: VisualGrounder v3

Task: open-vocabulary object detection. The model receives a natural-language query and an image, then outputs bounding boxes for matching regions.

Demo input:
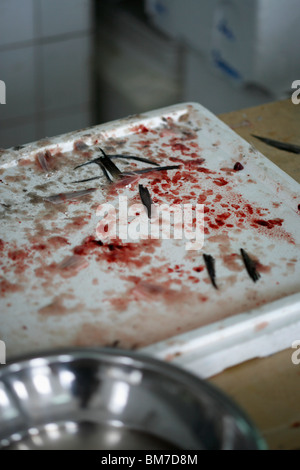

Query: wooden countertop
[209,99,300,450]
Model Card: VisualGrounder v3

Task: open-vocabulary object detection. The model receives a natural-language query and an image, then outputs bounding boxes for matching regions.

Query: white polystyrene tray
[0,102,299,377]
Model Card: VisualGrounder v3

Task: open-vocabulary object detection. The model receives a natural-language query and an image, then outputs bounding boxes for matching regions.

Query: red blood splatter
[73,237,159,269]
[18,158,32,166]
[107,272,208,315]
[171,142,189,153]
[7,249,30,274]
[170,155,205,165]
[162,137,200,156]
[35,255,89,280]
[197,167,214,174]
[131,124,149,133]
[236,210,246,218]
[136,139,152,148]
[190,141,200,148]
[222,253,243,272]
[171,171,182,185]
[220,167,235,173]
[234,162,244,171]
[193,266,204,273]
[215,219,225,226]
[65,215,91,230]
[208,221,220,230]
[73,236,103,255]
[108,295,131,312]
[38,296,85,316]
[169,158,212,174]
[32,243,47,251]
[102,243,152,267]
[47,236,70,248]
[216,212,231,221]
[57,255,89,276]
[213,178,228,186]
[256,262,271,273]
[245,204,253,214]
[253,218,283,229]
[0,278,20,297]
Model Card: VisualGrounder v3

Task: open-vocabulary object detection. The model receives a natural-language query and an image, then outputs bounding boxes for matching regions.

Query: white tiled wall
[0,0,36,47]
[44,106,91,137]
[42,36,91,112]
[39,0,91,37]
[0,0,93,149]
[0,47,36,120]
[0,120,37,149]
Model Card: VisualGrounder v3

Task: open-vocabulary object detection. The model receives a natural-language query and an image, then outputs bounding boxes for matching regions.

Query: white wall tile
[39,0,92,38]
[44,106,91,138]
[0,0,35,47]
[0,121,37,148]
[41,36,91,112]
[0,47,36,120]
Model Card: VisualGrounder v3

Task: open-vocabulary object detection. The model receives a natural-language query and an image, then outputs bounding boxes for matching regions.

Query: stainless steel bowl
[0,348,265,450]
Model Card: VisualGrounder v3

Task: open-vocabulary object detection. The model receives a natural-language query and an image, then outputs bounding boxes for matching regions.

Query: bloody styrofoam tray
[0,102,299,377]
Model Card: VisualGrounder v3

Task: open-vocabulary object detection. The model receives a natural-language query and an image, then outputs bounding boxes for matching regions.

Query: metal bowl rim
[0,347,266,449]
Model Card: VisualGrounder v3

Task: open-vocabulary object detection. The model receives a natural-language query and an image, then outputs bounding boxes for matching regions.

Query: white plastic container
[1,102,299,378]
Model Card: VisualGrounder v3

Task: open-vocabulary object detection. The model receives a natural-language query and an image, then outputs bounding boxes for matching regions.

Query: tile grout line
[0,102,93,130]
[0,30,92,53]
